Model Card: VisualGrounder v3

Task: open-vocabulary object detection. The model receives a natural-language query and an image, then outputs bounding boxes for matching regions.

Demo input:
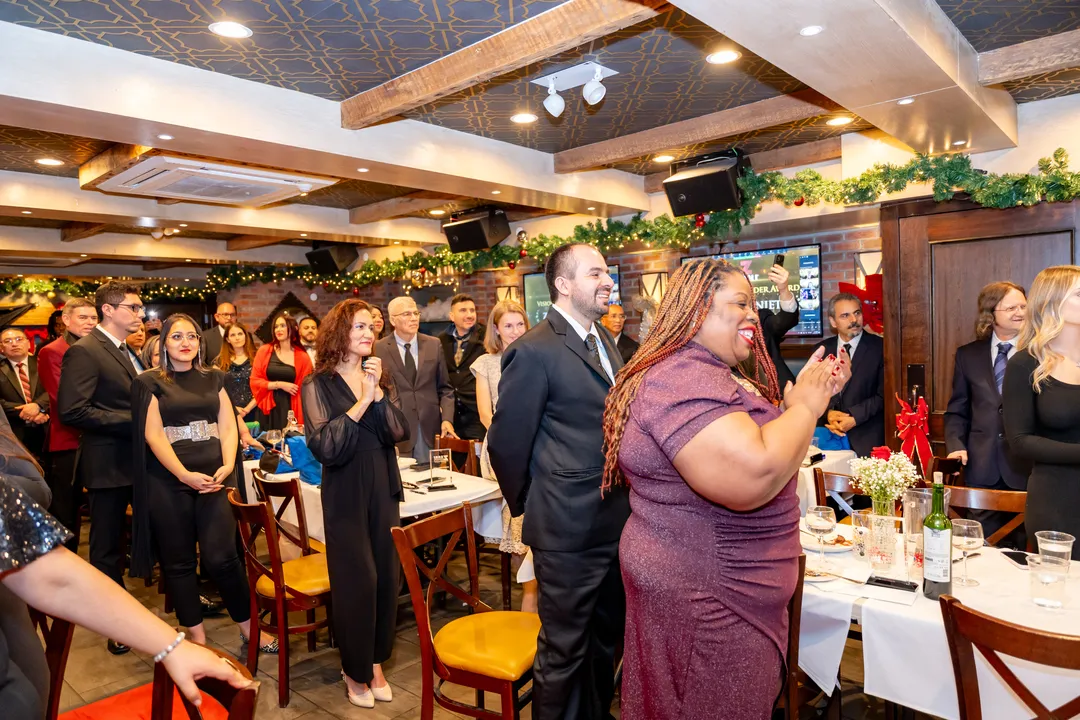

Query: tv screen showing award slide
[522,265,621,327]
[682,245,822,336]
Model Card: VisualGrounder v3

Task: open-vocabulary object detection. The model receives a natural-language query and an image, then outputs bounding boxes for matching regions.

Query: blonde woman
[470,300,537,612]
[1004,266,1080,557]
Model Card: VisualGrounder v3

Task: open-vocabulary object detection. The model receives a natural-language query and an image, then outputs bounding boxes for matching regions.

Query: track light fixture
[543,78,565,118]
[582,68,607,106]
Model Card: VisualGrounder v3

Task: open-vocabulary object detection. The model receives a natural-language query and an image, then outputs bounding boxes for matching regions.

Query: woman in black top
[131,313,274,650]
[1003,266,1080,556]
[216,322,267,430]
[302,299,408,708]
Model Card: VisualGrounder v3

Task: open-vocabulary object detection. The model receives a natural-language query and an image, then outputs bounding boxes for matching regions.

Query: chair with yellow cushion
[227,489,332,708]
[252,469,326,555]
[392,501,540,720]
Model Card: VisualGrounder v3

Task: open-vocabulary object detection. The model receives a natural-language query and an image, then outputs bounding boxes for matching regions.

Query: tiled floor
[56,528,936,719]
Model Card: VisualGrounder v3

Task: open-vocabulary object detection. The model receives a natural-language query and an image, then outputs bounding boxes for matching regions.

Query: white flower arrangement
[849,449,920,507]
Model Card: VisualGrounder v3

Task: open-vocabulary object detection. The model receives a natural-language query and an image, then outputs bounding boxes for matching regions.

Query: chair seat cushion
[432,611,541,681]
[309,538,326,554]
[255,552,331,599]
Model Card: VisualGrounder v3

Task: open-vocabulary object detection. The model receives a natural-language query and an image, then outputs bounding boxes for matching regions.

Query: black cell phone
[428,483,456,492]
[773,254,786,267]
[866,575,919,592]
[1001,550,1031,568]
[411,462,432,472]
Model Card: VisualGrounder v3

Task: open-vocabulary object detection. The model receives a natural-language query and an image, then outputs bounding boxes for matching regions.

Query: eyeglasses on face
[0,337,27,345]
[392,310,420,319]
[115,303,146,316]
[995,304,1027,314]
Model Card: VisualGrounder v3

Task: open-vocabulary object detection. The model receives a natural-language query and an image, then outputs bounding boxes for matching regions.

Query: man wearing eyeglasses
[0,327,49,459]
[200,302,236,361]
[58,281,146,655]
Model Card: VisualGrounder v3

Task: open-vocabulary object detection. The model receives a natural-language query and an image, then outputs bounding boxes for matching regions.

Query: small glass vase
[869,497,898,571]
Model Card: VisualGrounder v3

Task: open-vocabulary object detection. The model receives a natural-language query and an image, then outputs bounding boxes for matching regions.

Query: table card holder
[429,449,455,489]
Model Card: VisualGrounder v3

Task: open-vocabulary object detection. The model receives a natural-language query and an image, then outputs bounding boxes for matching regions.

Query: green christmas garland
[4,149,1080,300]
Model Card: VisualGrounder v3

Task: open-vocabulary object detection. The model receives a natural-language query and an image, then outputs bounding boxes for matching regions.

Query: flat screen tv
[682,244,823,336]
[522,265,620,327]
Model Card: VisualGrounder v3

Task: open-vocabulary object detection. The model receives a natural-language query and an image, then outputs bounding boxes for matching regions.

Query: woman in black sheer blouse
[301,299,408,709]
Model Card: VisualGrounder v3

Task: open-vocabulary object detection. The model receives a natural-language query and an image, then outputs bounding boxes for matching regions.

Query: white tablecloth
[797,450,856,514]
[241,459,504,544]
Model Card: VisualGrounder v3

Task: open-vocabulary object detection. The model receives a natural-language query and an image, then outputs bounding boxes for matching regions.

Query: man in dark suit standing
[814,293,884,457]
[757,262,800,392]
[58,281,145,655]
[0,327,49,458]
[374,296,456,460]
[439,294,487,440]
[945,281,1031,538]
[37,298,98,551]
[489,243,629,720]
[600,303,638,365]
[200,301,236,362]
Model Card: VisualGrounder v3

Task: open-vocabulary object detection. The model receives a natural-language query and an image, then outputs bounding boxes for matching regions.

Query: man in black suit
[945,281,1031,539]
[58,281,145,655]
[374,296,456,460]
[757,262,800,392]
[814,293,884,457]
[439,294,487,440]
[600,303,638,365]
[200,301,236,361]
[0,327,49,458]
[489,243,629,720]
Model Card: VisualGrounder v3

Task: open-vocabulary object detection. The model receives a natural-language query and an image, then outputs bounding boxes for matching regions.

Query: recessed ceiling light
[511,112,538,124]
[157,134,174,140]
[209,21,252,39]
[953,140,968,146]
[393,241,401,245]
[21,211,31,215]
[897,97,915,106]
[800,25,824,36]
[300,192,308,196]
[36,158,63,166]
[491,190,502,195]
[185,259,191,262]
[357,167,369,173]
[826,116,854,126]
[80,253,87,257]
[587,206,596,211]
[179,223,188,227]
[429,209,447,216]
[706,50,741,65]
[300,233,307,237]
[653,154,675,163]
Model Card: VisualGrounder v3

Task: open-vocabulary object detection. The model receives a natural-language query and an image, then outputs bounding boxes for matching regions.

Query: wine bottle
[923,471,952,599]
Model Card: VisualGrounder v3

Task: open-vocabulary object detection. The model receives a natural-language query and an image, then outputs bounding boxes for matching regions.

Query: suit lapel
[978,339,1002,400]
[0,362,22,401]
[548,312,614,387]
[93,328,138,380]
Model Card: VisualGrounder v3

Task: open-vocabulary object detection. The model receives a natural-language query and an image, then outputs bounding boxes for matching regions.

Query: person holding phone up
[756,255,800,394]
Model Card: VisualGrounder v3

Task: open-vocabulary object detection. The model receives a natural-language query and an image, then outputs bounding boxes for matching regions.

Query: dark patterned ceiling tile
[0,0,567,100]
[936,0,1080,52]
[404,9,806,152]
[290,178,418,209]
[610,116,873,175]
[0,125,113,177]
[1004,66,1080,102]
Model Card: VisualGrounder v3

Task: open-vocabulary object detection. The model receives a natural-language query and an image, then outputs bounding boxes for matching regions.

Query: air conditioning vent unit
[94,155,336,207]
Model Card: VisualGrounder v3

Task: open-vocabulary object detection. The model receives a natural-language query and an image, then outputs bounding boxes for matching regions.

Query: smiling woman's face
[692,273,758,366]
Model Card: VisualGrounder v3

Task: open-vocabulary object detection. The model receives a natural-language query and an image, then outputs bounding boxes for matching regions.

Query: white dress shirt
[550,304,614,382]
[838,330,863,360]
[395,332,420,367]
[989,331,1018,365]
[779,296,798,313]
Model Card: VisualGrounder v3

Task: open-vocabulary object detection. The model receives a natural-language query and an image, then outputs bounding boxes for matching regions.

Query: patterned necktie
[994,342,1011,394]
[454,337,465,367]
[16,362,31,403]
[585,334,607,380]
[403,342,417,384]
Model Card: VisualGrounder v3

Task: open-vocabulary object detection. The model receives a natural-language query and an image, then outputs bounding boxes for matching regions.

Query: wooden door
[882,199,1080,455]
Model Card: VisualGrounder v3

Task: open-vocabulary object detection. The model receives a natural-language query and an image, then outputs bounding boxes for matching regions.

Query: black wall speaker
[442,208,511,253]
[305,242,359,274]
[662,150,750,217]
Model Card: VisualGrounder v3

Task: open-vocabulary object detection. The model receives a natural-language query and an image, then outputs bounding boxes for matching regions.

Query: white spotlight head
[582,69,607,106]
[543,79,565,118]
[150,229,165,240]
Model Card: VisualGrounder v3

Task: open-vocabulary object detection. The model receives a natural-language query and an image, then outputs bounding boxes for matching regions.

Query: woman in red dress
[250,312,312,430]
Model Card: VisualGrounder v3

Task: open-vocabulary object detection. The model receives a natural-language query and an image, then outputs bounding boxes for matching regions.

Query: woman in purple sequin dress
[602,259,842,719]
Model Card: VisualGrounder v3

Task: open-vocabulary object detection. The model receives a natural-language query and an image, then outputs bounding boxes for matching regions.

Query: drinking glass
[1029,555,1069,609]
[851,509,872,562]
[952,518,983,587]
[806,506,837,567]
[429,449,452,485]
[1036,531,1075,567]
[264,429,283,454]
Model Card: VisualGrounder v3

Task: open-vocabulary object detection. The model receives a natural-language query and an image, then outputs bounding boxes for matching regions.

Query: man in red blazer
[37,298,98,551]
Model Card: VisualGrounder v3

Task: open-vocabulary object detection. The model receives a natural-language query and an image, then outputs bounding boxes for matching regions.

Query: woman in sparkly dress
[217,322,267,431]
[603,259,842,719]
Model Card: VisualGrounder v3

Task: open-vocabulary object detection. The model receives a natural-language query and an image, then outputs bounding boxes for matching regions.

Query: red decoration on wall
[794,197,805,206]
[839,274,883,334]
[508,261,516,270]
[519,248,528,258]
[418,267,426,275]
[895,395,932,477]
[694,213,705,228]
[352,287,360,297]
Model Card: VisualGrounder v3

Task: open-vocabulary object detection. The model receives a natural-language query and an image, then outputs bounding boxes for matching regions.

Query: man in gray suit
[374,296,457,460]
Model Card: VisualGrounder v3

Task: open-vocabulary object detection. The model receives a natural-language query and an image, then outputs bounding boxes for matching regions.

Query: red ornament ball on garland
[418,267,426,274]
[508,261,516,270]
[694,213,706,228]
[794,197,805,207]
[352,287,360,297]
[519,248,528,258]
[322,283,330,291]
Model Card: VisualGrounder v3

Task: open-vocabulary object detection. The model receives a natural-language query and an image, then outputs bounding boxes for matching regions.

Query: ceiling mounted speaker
[305,242,359,274]
[662,149,751,217]
[442,208,511,253]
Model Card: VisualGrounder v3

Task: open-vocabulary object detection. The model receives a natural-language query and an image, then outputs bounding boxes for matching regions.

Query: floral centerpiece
[849,446,920,516]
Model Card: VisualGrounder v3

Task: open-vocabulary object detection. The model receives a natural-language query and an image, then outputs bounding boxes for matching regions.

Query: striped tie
[994,342,1011,394]
[16,362,31,403]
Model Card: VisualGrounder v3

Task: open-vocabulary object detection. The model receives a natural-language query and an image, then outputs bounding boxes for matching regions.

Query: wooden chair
[392,501,541,720]
[940,595,1080,719]
[227,489,332,708]
[944,485,1027,547]
[251,469,326,555]
[150,642,260,720]
[28,608,74,720]
[930,456,965,486]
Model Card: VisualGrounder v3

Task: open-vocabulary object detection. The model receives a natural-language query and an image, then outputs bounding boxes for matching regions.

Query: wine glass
[952,518,983,587]
[264,429,283,454]
[806,506,837,567]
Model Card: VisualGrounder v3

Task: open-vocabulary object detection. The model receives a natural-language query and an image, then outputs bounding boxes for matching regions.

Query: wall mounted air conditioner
[94,155,336,207]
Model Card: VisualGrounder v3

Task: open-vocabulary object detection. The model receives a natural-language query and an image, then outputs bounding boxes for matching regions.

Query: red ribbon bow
[894,394,932,477]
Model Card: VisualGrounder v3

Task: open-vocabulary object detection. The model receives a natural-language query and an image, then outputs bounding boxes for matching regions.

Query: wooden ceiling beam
[554,89,840,173]
[78,144,153,189]
[340,0,668,129]
[978,29,1080,86]
[643,136,843,193]
[226,235,290,252]
[60,221,109,243]
[348,191,459,224]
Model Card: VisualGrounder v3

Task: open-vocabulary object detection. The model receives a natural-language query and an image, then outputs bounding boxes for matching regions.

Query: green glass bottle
[923,471,953,599]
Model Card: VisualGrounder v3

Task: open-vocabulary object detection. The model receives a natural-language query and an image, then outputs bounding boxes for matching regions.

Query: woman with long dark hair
[131,313,275,651]
[216,322,266,429]
[369,305,386,339]
[251,312,312,430]
[603,259,842,719]
[301,299,408,708]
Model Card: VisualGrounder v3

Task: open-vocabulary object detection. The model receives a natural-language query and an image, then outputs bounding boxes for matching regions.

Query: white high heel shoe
[371,683,393,703]
[346,686,375,708]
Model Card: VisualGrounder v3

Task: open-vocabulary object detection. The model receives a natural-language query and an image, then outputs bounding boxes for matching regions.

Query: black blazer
[201,325,224,364]
[615,333,639,365]
[759,307,799,392]
[58,327,142,490]
[0,356,48,446]
[813,332,885,457]
[488,309,630,552]
[944,339,1030,489]
[373,333,455,454]
[439,325,487,432]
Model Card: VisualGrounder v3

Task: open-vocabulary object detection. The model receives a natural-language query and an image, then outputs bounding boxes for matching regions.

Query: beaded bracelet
[153,632,186,663]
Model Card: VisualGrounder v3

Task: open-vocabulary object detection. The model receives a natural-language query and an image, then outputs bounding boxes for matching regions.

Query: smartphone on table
[1001,550,1031,569]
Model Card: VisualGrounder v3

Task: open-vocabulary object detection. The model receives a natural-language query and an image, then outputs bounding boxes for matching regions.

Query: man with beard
[489,243,629,720]
[439,294,486,442]
[813,292,884,456]
[299,316,319,366]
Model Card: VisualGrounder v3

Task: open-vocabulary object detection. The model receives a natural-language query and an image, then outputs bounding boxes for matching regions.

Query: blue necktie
[994,342,1011,394]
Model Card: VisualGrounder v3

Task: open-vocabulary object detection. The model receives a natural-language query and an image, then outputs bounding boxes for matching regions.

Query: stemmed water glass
[952,518,983,587]
[264,429,283,454]
[806,506,837,568]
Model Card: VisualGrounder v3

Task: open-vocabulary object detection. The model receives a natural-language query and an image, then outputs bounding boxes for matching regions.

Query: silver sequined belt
[163,420,219,444]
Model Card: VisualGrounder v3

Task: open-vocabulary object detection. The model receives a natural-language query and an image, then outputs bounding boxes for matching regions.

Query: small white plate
[800,522,855,554]
[803,569,837,583]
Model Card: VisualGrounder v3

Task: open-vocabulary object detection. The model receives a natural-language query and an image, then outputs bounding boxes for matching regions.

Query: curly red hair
[314,299,393,393]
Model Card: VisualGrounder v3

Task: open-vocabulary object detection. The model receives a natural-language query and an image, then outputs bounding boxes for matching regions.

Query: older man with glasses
[0,327,49,459]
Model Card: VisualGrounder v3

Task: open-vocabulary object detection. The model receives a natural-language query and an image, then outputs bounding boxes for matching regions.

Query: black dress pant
[532,542,625,720]
[86,485,132,587]
[149,476,251,628]
[46,450,81,553]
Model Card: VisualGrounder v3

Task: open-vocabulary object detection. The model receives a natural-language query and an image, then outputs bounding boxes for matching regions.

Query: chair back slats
[28,608,74,720]
[434,435,480,476]
[944,486,1026,546]
[252,470,315,554]
[813,469,863,508]
[940,596,1080,720]
[150,643,259,720]
[227,488,317,602]
[931,456,965,485]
